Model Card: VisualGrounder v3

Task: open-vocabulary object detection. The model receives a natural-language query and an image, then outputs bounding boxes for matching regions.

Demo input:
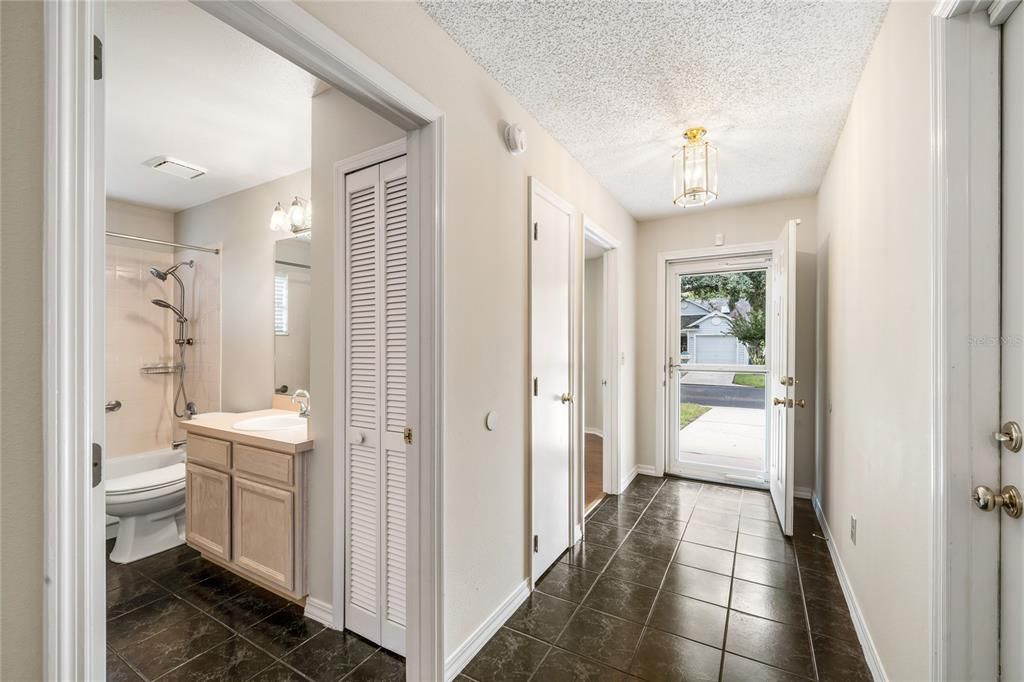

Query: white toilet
[106,461,187,564]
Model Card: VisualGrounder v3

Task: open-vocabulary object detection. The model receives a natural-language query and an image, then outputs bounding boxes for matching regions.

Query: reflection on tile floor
[105,540,403,681]
[459,476,871,682]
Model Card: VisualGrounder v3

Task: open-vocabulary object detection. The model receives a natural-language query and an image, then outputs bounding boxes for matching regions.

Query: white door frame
[654,242,774,479]
[929,1,1006,679]
[529,177,577,578]
[43,2,446,680]
[581,217,622,505]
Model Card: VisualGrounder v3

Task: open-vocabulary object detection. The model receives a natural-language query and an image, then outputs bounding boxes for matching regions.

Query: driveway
[680,383,764,409]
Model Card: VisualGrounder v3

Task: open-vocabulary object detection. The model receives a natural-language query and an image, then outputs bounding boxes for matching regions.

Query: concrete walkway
[679,371,735,386]
[678,406,765,471]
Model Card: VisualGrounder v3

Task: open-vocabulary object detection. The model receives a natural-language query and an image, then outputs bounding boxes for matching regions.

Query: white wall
[299,2,639,654]
[307,87,405,604]
[584,257,604,432]
[815,2,932,678]
[637,196,818,491]
[105,200,176,456]
[0,2,44,677]
[175,169,310,412]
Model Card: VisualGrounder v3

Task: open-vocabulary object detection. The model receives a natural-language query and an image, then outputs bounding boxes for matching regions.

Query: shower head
[148,260,194,282]
[151,298,187,323]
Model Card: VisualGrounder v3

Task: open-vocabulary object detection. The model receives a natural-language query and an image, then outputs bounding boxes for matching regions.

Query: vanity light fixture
[269,202,289,232]
[672,126,719,208]
[269,196,312,233]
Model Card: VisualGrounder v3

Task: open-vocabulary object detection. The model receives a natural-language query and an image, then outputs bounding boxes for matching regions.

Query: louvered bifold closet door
[344,165,382,642]
[343,156,408,656]
[379,156,408,655]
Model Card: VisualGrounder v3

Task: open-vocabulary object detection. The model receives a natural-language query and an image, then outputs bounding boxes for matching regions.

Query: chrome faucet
[291,389,311,418]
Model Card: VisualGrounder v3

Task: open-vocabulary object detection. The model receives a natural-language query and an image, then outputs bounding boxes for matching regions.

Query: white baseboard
[620,464,638,491]
[636,464,658,477]
[811,495,887,682]
[584,427,604,438]
[794,486,813,500]
[444,579,530,681]
[304,597,335,629]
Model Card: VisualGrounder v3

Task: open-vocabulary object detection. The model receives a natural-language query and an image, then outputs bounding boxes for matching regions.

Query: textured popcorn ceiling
[420,0,888,219]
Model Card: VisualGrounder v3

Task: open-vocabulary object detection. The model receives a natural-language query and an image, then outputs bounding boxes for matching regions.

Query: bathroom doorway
[45,1,445,679]
[580,217,622,516]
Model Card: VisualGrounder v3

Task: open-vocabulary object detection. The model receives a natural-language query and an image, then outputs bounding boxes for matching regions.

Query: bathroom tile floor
[458,476,871,682]
[105,540,404,681]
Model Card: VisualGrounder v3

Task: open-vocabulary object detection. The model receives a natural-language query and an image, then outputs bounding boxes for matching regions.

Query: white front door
[768,220,798,536]
[530,178,575,582]
[1002,6,1024,677]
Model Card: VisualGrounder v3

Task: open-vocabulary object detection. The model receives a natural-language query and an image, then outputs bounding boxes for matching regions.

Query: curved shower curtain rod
[105,230,221,255]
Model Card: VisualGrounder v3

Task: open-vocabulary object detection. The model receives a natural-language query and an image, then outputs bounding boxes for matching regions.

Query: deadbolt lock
[972,484,1023,518]
[779,376,795,386]
[994,421,1023,453]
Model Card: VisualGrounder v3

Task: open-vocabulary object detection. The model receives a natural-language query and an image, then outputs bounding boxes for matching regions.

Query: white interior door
[1002,6,1024,677]
[343,156,408,655]
[768,220,798,536]
[530,179,575,582]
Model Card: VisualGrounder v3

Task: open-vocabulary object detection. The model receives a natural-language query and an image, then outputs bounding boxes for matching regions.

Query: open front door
[768,219,798,536]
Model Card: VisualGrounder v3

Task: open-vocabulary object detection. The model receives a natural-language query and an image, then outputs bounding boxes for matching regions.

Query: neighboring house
[680,298,751,364]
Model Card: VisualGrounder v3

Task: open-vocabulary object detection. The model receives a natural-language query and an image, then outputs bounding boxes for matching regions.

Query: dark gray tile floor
[105,540,403,681]
[459,476,872,682]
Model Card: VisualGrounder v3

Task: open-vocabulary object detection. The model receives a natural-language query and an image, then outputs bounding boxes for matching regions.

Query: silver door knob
[105,400,122,413]
[994,421,1023,452]
[972,484,1023,518]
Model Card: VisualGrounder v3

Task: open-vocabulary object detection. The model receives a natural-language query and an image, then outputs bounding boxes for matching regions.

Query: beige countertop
[179,409,314,454]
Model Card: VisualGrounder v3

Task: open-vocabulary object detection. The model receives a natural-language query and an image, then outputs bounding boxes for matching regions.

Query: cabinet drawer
[187,434,231,470]
[234,444,294,486]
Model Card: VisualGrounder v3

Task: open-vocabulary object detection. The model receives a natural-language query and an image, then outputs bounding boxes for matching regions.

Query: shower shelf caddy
[140,363,184,375]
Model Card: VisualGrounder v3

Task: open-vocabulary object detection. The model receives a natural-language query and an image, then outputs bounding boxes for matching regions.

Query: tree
[728,308,766,365]
[681,271,766,365]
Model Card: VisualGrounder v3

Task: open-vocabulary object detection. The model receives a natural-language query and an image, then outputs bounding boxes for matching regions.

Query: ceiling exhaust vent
[144,156,207,180]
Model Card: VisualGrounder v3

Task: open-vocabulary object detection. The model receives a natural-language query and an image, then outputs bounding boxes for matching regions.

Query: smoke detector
[144,156,207,180]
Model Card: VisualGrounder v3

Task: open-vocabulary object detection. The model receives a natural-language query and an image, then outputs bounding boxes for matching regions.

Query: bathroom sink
[233,415,306,432]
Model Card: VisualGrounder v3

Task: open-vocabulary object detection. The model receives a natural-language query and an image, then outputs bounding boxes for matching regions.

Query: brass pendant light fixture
[672,126,719,208]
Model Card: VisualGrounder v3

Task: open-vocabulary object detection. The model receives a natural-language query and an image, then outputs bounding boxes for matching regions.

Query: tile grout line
[526,475,668,681]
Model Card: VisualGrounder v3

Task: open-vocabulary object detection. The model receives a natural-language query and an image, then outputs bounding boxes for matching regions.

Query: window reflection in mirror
[274,236,311,396]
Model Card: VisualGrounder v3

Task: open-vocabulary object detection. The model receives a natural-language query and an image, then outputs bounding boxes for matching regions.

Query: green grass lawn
[733,373,766,389]
[679,402,711,429]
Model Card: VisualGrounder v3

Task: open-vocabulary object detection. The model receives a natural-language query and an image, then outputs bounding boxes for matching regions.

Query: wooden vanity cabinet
[184,434,308,602]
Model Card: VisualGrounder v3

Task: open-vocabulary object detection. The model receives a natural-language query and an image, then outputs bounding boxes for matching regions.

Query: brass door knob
[795,399,806,408]
[560,392,574,404]
[973,484,1023,518]
[772,397,787,406]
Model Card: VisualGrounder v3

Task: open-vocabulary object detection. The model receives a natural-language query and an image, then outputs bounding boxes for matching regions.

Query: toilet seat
[107,462,186,496]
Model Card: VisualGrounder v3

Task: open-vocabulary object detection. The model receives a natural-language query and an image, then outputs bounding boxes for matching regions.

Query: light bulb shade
[672,134,719,208]
[270,203,289,232]
[288,197,305,227]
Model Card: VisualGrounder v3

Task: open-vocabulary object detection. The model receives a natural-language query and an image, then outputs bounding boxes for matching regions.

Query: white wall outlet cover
[504,124,527,156]
[485,411,498,431]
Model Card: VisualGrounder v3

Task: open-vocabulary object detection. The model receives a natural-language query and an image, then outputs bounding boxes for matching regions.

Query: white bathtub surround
[106,200,179,457]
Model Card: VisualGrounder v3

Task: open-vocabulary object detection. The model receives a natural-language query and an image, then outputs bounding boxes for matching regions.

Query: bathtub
[105,446,186,538]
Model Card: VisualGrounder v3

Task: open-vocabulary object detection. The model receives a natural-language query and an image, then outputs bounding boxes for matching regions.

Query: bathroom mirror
[273,236,312,396]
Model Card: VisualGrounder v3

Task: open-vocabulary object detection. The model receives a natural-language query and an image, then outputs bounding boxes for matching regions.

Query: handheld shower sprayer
[150,298,187,323]
[149,260,197,420]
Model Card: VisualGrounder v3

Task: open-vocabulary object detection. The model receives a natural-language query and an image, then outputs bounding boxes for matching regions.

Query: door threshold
[665,470,769,491]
